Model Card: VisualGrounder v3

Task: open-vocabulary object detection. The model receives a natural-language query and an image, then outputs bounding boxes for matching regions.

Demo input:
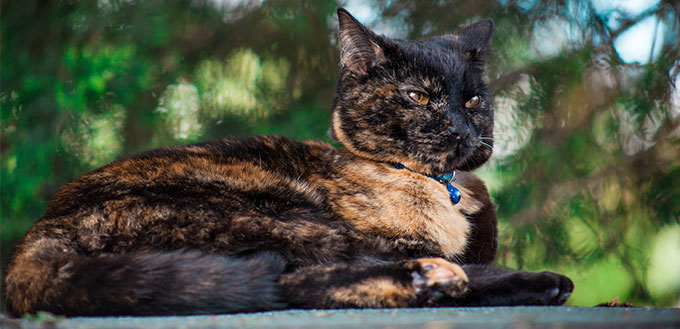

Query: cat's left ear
[457,20,494,58]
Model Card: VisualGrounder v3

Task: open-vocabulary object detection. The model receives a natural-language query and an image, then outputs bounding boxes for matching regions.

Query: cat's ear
[337,8,385,75]
[457,19,494,58]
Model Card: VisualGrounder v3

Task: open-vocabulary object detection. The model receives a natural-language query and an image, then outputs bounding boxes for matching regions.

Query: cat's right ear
[457,20,494,59]
[337,8,385,76]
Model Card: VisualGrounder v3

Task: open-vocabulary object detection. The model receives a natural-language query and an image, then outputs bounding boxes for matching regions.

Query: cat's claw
[411,258,468,305]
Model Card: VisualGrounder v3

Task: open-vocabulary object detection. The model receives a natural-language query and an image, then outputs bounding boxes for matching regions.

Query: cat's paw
[513,271,574,305]
[409,258,468,305]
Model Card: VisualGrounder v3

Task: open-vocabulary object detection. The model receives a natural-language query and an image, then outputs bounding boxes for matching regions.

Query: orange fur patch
[319,156,477,258]
[330,277,414,308]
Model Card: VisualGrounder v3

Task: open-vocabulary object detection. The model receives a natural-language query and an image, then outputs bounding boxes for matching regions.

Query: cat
[4,8,573,317]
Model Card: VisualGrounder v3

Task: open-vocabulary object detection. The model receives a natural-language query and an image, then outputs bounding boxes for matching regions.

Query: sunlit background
[2,0,679,308]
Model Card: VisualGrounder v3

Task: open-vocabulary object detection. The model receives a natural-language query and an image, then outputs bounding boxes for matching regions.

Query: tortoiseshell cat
[4,9,573,317]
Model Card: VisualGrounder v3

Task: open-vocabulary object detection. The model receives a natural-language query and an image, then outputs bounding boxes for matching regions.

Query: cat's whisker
[479,136,495,141]
[480,141,494,150]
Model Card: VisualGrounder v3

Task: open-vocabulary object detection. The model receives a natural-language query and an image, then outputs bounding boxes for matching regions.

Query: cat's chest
[323,160,483,258]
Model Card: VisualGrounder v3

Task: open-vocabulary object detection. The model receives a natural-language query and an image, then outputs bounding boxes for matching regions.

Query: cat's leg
[449,264,574,306]
[278,258,468,308]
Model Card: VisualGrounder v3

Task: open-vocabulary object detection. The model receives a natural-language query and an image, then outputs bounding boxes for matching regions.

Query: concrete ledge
[3,307,679,329]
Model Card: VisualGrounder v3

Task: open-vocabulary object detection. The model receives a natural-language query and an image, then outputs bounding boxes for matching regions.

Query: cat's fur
[4,9,573,317]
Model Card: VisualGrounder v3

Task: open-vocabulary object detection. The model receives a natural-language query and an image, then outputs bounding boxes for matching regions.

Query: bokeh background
[2,0,679,308]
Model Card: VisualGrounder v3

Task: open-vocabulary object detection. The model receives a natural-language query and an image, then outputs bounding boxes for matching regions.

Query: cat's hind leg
[278,258,468,308]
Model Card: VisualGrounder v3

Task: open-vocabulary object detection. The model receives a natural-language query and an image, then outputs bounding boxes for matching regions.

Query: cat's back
[45,135,333,216]
[21,136,336,254]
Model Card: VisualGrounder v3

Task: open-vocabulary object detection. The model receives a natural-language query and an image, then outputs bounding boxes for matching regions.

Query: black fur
[13,248,285,316]
[454,265,574,306]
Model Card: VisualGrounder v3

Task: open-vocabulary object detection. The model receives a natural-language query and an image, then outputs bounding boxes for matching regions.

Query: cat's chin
[428,161,466,177]
[451,151,492,172]
[434,148,491,173]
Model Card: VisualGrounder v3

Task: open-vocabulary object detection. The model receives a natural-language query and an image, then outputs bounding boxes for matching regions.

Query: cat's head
[329,8,494,175]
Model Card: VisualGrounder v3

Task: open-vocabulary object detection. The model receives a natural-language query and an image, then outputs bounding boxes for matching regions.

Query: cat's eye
[465,96,481,109]
[408,90,429,106]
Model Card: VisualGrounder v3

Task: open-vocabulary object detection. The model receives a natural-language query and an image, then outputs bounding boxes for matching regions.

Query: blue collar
[393,163,461,205]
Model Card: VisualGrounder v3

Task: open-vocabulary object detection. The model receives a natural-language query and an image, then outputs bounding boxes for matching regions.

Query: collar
[393,163,461,205]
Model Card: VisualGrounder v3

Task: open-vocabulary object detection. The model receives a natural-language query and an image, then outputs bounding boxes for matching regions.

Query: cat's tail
[4,238,286,317]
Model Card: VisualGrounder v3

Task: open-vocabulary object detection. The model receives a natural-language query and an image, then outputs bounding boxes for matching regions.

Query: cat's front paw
[511,271,574,306]
[409,258,468,305]
[532,271,574,305]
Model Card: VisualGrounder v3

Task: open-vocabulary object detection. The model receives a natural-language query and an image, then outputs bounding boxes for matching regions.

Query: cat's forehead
[395,38,468,86]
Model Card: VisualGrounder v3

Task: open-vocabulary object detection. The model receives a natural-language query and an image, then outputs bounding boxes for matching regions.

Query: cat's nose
[447,127,470,141]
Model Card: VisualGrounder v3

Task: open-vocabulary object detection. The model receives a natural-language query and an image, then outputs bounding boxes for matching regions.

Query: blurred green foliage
[2,0,679,308]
